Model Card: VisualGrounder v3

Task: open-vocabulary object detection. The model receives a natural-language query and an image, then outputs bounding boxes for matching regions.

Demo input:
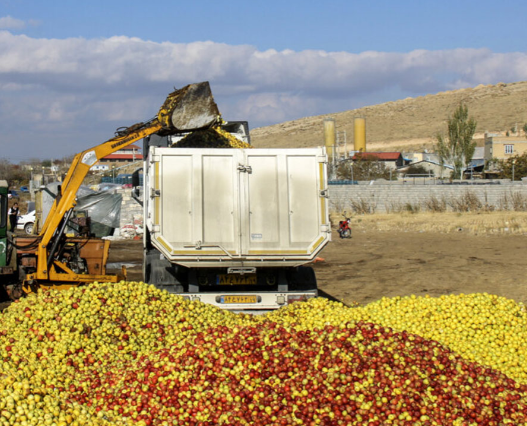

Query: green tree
[336,154,392,181]
[523,123,527,136]
[403,164,432,177]
[498,152,527,181]
[435,104,477,180]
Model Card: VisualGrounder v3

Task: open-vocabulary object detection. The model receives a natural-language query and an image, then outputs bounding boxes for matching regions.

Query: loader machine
[4,82,222,296]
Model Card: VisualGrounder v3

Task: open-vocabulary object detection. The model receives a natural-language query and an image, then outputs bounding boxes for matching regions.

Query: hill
[249,81,527,153]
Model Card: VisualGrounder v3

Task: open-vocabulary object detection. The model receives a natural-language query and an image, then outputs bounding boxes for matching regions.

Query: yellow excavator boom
[24,82,220,290]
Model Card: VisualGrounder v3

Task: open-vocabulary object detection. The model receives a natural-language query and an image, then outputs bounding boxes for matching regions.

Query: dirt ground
[107,229,527,307]
[313,230,527,307]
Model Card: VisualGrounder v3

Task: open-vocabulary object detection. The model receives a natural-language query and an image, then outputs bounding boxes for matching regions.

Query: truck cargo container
[138,130,331,310]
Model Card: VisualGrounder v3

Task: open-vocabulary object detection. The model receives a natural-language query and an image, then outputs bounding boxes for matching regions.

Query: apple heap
[0,282,525,425]
[267,294,527,385]
[361,293,527,385]
[66,321,527,425]
[176,127,252,149]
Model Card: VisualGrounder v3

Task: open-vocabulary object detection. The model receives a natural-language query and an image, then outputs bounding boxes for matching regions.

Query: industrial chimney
[354,117,366,152]
[323,118,336,162]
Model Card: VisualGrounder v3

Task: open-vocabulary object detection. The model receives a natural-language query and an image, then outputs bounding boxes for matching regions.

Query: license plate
[220,295,258,304]
[217,274,257,285]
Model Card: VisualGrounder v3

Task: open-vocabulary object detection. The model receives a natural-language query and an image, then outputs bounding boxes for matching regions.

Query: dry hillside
[250,81,527,153]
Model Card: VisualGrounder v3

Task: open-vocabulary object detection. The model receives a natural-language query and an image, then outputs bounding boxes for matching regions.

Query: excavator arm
[22,82,221,291]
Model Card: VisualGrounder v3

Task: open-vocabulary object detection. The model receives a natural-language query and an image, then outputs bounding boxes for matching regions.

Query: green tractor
[0,180,16,301]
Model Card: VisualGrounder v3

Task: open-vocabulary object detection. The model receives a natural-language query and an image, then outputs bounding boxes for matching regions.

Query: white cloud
[0,30,526,161]
[0,16,26,30]
[232,92,317,124]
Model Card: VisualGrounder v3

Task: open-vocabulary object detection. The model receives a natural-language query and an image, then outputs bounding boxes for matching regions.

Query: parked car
[98,183,122,192]
[17,210,35,234]
[19,186,29,193]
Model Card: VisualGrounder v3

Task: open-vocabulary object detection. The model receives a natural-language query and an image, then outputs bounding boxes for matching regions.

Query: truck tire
[290,266,317,291]
[143,250,184,293]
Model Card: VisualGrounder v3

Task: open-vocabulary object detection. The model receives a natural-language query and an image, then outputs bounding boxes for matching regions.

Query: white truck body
[142,145,331,310]
[146,147,330,267]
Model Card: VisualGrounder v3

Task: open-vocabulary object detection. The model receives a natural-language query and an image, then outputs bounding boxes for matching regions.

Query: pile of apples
[269,294,527,385]
[362,293,527,385]
[1,282,527,425]
[176,127,252,149]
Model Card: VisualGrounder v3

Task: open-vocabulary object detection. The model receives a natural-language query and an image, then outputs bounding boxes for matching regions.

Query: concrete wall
[116,183,527,233]
[328,181,527,214]
[118,189,143,231]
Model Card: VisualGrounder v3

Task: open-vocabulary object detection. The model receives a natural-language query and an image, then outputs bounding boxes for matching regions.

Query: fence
[328,181,527,213]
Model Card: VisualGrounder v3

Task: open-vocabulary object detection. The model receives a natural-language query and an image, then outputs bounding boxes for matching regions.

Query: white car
[17,210,35,234]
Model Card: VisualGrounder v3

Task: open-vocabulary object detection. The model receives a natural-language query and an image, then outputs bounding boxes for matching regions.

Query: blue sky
[1,0,527,162]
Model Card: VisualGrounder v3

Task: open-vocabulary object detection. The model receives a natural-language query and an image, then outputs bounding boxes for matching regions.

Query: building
[96,144,143,169]
[403,151,440,164]
[484,134,527,161]
[350,152,406,170]
[397,159,454,178]
[461,147,485,178]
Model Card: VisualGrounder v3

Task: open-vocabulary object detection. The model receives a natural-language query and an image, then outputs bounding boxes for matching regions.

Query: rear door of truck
[149,147,329,265]
[241,149,327,257]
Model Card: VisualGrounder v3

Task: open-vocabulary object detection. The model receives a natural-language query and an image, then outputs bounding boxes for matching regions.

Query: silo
[323,118,336,161]
[354,117,366,152]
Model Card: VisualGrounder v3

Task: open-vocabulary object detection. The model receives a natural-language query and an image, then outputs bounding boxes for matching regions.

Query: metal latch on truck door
[319,189,328,198]
[150,188,160,198]
[237,164,252,174]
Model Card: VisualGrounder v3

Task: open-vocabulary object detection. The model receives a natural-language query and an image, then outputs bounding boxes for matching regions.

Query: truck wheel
[144,250,184,293]
[290,266,317,291]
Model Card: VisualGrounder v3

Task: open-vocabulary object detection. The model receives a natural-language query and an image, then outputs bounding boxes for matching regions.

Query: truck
[2,82,331,311]
[137,130,331,310]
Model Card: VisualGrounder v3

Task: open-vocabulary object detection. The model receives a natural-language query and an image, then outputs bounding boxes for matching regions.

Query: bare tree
[436,104,477,180]
[0,159,31,188]
[0,159,14,185]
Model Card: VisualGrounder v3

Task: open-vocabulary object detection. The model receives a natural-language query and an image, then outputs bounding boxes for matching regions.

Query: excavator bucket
[158,81,221,132]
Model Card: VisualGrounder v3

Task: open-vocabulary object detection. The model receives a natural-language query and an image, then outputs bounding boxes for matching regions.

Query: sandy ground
[2,229,525,310]
[105,229,527,307]
[313,230,527,307]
